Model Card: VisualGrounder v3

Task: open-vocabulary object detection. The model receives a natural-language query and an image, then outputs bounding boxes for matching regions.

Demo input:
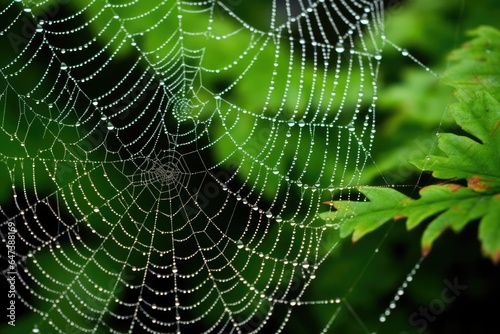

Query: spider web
[0,0,386,332]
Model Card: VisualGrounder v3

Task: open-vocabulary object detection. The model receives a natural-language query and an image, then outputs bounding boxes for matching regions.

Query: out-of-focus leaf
[443,26,500,96]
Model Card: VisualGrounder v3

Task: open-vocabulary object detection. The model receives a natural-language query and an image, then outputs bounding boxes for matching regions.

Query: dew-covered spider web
[0,0,393,332]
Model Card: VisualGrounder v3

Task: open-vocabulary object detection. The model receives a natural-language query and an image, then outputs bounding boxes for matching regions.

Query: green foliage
[322,26,500,263]
[2,1,499,333]
[364,0,500,185]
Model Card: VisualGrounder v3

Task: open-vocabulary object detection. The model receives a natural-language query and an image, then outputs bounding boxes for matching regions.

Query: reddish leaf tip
[491,251,500,265]
[352,230,363,243]
[422,246,431,257]
[447,184,463,192]
[394,214,406,221]
[468,175,491,192]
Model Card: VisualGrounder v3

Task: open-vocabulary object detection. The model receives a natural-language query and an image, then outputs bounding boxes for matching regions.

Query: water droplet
[402,49,409,56]
[360,13,369,25]
[298,120,305,127]
[265,211,272,219]
[288,119,295,127]
[290,300,297,306]
[60,62,68,71]
[93,207,99,213]
[236,240,244,249]
[92,100,98,106]
[302,261,310,269]
[36,24,43,33]
[272,167,279,175]
[335,42,345,53]
[299,38,306,45]
[275,215,283,223]
[152,304,157,309]
[172,266,178,274]
[107,122,115,130]
[32,325,40,333]
[379,316,386,322]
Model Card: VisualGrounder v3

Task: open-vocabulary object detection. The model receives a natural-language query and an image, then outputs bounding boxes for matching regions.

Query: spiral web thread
[0,0,387,332]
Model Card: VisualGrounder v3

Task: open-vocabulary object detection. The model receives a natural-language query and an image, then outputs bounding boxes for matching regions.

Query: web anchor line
[381,36,438,77]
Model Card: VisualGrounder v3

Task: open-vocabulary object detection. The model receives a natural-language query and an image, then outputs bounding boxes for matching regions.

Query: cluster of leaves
[321,26,500,263]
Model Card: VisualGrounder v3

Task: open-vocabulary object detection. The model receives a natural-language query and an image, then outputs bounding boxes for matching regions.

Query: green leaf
[322,26,500,263]
[323,184,498,260]
[413,90,500,189]
[479,195,500,264]
[320,187,409,242]
[415,185,487,254]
